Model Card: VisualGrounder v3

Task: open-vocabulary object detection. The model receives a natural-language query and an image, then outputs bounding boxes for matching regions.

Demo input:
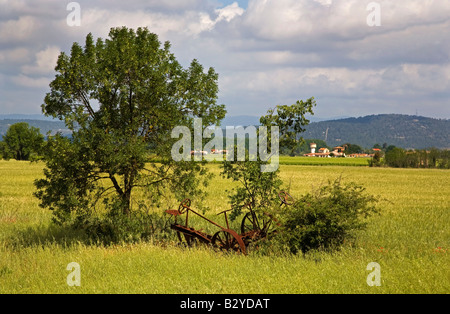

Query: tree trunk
[122,189,131,216]
[109,174,132,215]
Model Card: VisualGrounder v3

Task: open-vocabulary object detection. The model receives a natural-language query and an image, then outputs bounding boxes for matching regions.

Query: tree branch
[109,174,124,197]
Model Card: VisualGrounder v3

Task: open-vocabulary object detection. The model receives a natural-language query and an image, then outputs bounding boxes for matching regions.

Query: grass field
[0,159,449,294]
[279,156,371,166]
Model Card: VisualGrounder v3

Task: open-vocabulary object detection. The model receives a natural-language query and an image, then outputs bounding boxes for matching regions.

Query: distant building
[304,143,332,157]
[303,143,347,157]
[331,146,345,157]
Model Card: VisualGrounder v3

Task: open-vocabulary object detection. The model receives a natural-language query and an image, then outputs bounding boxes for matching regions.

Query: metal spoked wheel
[241,212,267,236]
[278,191,295,206]
[240,211,277,244]
[178,198,191,214]
[212,229,247,255]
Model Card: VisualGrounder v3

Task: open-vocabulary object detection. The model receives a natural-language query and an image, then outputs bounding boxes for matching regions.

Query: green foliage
[82,203,174,244]
[221,156,283,220]
[222,99,315,219]
[35,27,226,242]
[260,97,316,154]
[384,147,450,169]
[0,141,5,159]
[368,151,383,167]
[276,178,380,254]
[1,122,44,161]
[344,143,363,154]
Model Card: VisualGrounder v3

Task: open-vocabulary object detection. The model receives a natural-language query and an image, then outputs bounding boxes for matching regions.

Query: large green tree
[35,27,226,229]
[1,122,44,161]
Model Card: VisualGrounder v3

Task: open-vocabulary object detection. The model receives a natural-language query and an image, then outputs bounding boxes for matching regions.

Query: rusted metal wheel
[278,191,294,205]
[178,198,191,214]
[241,212,275,240]
[241,212,259,235]
[212,229,246,255]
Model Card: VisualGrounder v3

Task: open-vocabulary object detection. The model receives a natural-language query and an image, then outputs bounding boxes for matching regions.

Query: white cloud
[74,1,245,41]
[241,0,450,42]
[0,0,449,118]
[80,9,207,39]
[0,15,38,43]
[215,2,245,22]
[314,0,333,7]
[0,47,30,64]
[11,74,51,88]
[21,46,60,75]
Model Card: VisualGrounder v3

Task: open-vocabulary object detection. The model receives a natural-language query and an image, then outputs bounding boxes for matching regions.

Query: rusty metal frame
[165,191,294,255]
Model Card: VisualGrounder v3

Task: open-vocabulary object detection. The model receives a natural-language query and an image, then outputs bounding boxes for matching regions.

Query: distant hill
[0,114,55,121]
[0,119,71,140]
[303,114,450,149]
[219,115,339,126]
[1,113,449,149]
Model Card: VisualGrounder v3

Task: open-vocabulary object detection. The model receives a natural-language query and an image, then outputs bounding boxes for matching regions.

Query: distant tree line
[1,121,449,170]
[384,147,450,169]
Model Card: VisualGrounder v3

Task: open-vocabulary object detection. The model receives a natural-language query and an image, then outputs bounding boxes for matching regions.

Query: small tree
[260,98,316,155]
[1,122,44,161]
[222,155,283,220]
[368,151,383,167]
[344,143,363,154]
[222,98,316,219]
[384,147,406,167]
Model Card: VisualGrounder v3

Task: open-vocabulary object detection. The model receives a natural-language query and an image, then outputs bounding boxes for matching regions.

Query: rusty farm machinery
[165,191,295,255]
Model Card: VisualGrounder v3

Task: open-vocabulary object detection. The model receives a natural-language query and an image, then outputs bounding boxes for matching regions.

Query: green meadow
[279,156,370,166]
[0,159,448,294]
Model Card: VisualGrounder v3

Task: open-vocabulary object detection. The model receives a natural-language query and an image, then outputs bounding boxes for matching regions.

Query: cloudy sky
[1,0,449,120]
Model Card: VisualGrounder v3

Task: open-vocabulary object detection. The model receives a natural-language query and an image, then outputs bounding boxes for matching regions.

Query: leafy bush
[276,178,380,254]
[82,203,175,244]
[368,151,383,167]
[385,147,450,169]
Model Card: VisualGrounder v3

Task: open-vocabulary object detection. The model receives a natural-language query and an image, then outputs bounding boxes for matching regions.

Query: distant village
[189,143,380,158]
[303,143,379,158]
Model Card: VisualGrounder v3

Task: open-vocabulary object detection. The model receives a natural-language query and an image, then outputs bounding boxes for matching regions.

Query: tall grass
[279,156,370,166]
[0,160,448,293]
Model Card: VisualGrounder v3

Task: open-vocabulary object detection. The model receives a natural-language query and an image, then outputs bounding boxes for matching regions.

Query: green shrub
[368,151,383,167]
[77,201,175,245]
[276,178,380,254]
